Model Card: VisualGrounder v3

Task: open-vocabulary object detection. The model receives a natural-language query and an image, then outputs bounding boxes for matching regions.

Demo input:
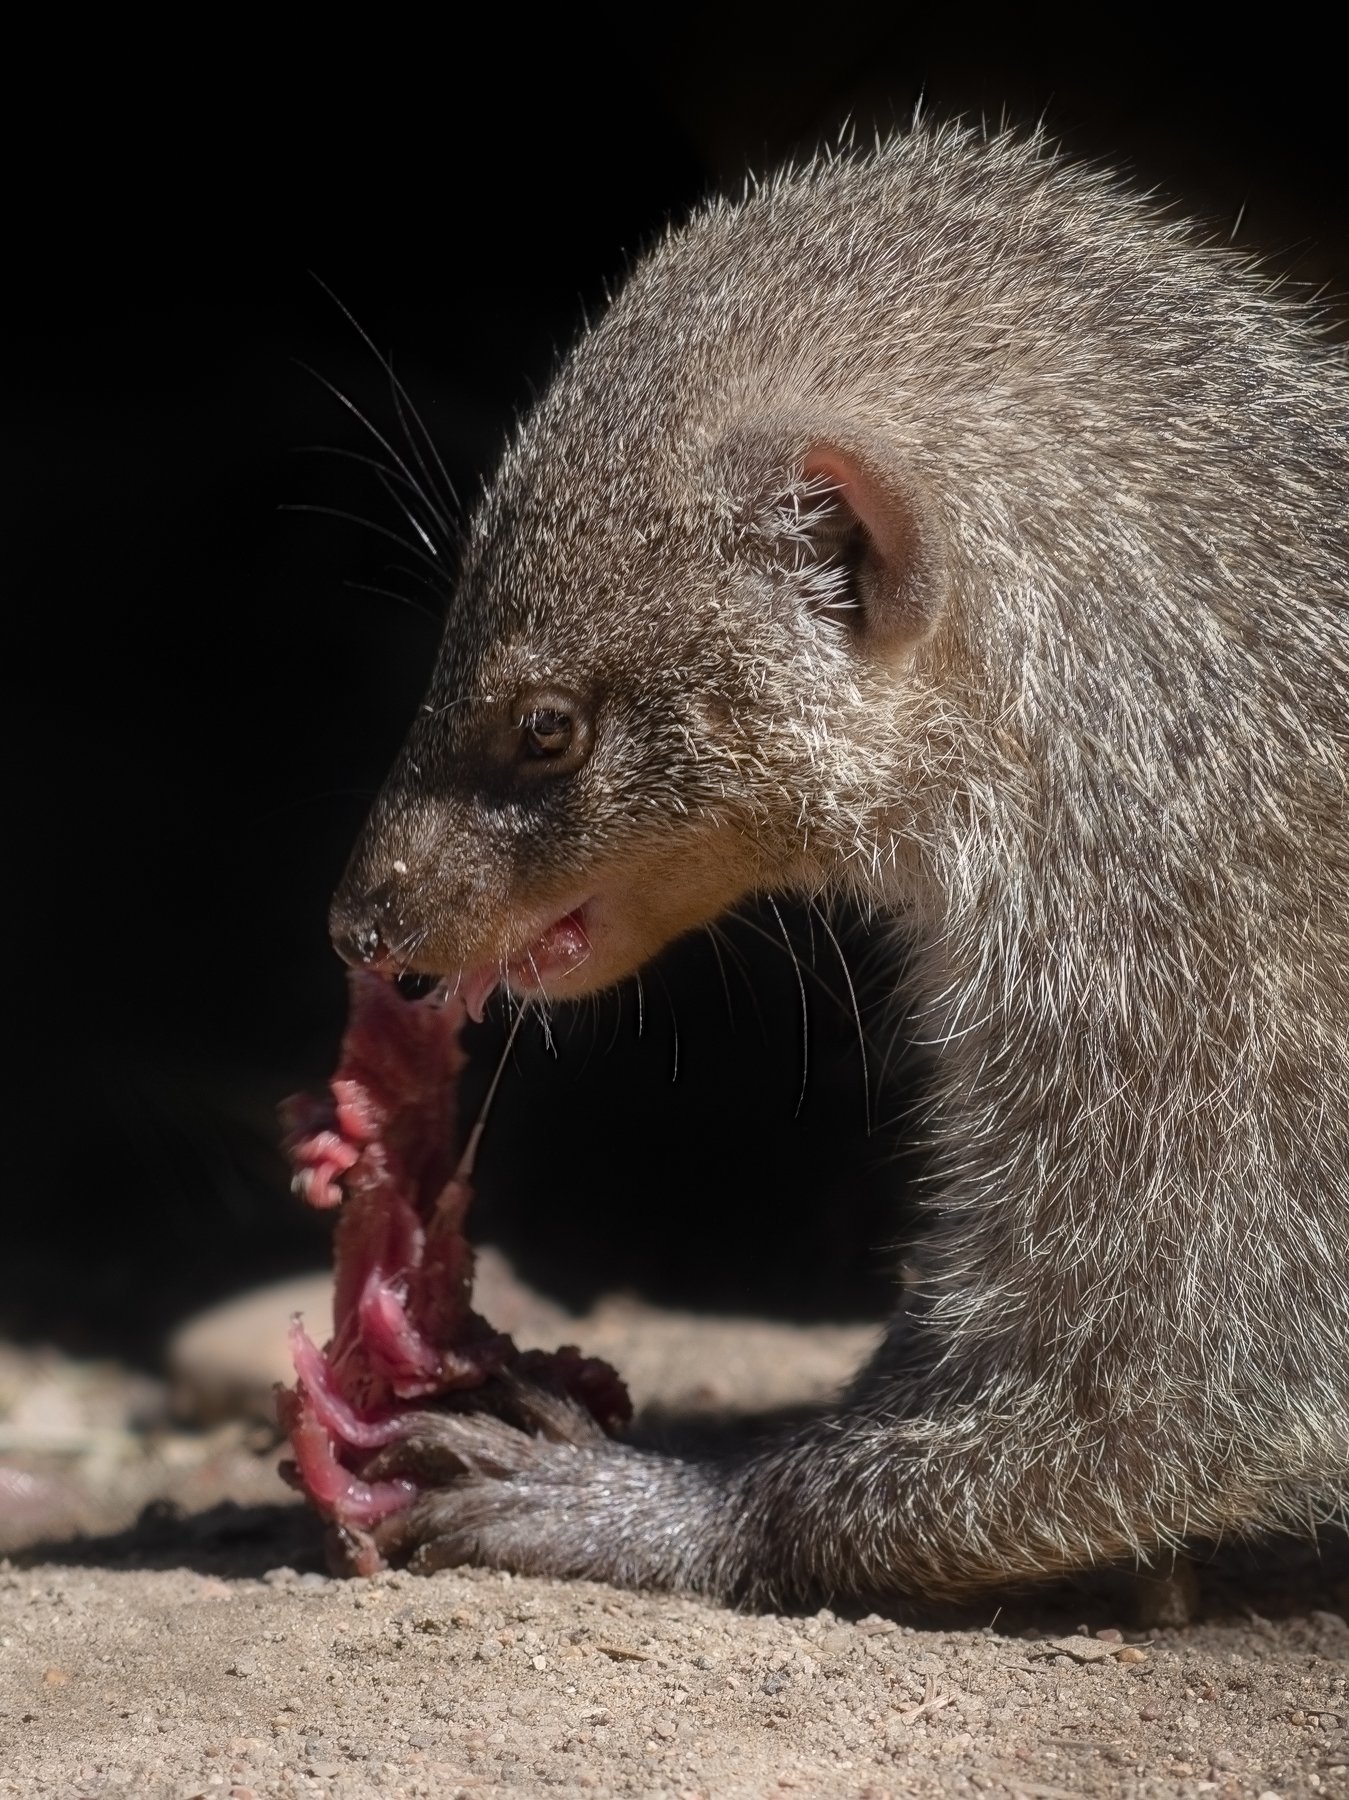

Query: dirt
[2,1260,1347,1799]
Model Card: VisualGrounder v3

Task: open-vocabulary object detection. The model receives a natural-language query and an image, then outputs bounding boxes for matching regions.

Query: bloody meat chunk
[276,971,630,1574]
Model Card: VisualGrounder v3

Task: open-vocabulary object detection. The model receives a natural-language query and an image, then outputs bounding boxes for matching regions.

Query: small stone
[168,1275,333,1424]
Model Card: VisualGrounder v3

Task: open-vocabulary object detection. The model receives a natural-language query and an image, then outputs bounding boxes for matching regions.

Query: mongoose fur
[329,122,1349,1607]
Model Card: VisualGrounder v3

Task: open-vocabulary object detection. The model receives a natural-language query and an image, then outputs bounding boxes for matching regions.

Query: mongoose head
[331,206,949,1016]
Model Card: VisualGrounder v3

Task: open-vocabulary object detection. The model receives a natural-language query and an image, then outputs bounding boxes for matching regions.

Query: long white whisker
[700,922,736,1027]
[309,273,463,529]
[279,502,445,583]
[811,899,872,1133]
[453,1007,527,1184]
[766,896,810,1116]
[293,357,452,551]
[342,577,441,623]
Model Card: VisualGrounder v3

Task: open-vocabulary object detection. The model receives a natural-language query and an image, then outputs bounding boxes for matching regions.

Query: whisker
[648,963,682,1083]
[419,693,487,721]
[700,922,737,1027]
[385,560,452,597]
[498,966,525,1037]
[385,352,462,537]
[293,357,454,554]
[604,989,625,1058]
[391,924,430,974]
[279,502,446,584]
[343,577,441,623]
[372,468,447,564]
[810,898,872,1133]
[309,273,463,534]
[705,918,772,1045]
[873,1002,920,1118]
[525,966,557,1055]
[454,1005,527,1185]
[766,896,810,1116]
[294,440,449,530]
[721,909,843,1011]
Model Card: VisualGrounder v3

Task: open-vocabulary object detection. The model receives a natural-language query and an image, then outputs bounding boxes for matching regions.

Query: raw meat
[276,970,630,1572]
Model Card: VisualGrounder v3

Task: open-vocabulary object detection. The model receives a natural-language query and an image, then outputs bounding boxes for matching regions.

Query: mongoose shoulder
[328,123,1349,1605]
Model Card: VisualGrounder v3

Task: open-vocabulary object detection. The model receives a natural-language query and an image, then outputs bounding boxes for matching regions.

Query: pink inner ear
[801,449,853,490]
[796,439,945,655]
[801,448,883,550]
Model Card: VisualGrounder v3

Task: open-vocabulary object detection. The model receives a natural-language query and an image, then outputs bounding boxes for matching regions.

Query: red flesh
[276,970,630,1568]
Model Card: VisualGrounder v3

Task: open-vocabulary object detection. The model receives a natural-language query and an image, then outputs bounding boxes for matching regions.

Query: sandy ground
[2,1258,1347,1800]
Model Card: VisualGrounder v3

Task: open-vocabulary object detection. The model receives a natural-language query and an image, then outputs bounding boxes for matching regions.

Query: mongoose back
[328,123,1349,1606]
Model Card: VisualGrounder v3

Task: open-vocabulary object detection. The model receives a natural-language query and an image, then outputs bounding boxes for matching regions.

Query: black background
[9,15,1347,1361]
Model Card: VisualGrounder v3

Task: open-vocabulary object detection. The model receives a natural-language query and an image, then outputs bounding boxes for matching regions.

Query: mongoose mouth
[455,902,594,1023]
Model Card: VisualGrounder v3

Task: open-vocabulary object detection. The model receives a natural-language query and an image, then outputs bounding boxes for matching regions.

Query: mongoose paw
[351,1379,634,1580]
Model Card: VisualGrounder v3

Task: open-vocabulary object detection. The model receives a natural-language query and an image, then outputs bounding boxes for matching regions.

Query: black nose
[348,922,388,967]
[329,879,403,971]
[331,915,389,970]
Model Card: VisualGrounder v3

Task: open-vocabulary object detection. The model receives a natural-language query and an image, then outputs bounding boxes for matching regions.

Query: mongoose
[325,123,1349,1607]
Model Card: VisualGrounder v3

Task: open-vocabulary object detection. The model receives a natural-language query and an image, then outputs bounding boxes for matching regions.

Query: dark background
[9,16,1347,1361]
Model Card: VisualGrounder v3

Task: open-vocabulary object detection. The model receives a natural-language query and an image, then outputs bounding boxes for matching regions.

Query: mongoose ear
[792,442,947,659]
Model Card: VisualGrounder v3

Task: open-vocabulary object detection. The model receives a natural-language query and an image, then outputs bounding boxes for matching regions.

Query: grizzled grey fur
[335,123,1349,1606]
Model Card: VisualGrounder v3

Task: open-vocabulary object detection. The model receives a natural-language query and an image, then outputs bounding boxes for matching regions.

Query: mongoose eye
[522,709,573,758]
[510,687,593,778]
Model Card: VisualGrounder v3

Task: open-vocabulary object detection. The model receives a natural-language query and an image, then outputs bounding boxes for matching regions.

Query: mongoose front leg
[355,1349,1234,1607]
[359,1381,741,1595]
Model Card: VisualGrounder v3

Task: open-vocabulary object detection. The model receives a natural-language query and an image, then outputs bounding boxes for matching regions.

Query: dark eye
[506,686,593,779]
[521,708,573,758]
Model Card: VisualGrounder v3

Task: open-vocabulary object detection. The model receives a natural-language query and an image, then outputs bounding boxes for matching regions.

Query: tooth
[459,967,498,1024]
